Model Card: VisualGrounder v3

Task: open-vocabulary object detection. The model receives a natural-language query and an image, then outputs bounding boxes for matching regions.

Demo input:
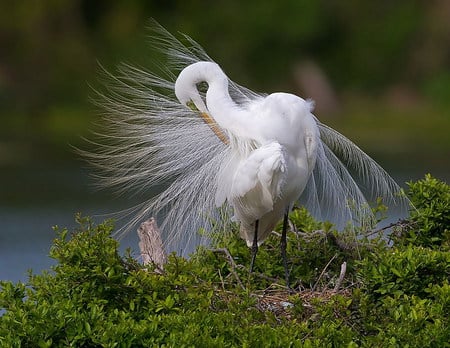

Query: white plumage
[87,22,409,256]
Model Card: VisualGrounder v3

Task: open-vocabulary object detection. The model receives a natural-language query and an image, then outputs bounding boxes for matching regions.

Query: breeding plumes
[86,22,410,272]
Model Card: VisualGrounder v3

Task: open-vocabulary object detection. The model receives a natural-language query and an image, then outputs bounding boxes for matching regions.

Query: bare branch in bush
[366,219,413,238]
[212,248,245,290]
[333,262,347,292]
[138,218,167,271]
[312,254,337,292]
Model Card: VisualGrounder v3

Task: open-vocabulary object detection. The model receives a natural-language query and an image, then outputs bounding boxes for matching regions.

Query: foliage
[400,174,450,248]
[359,245,449,299]
[356,175,450,346]
[1,176,449,346]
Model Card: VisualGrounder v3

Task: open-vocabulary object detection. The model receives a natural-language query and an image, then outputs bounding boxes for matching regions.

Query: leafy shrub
[355,175,450,346]
[398,174,450,249]
[361,287,450,347]
[358,245,449,299]
[1,176,449,346]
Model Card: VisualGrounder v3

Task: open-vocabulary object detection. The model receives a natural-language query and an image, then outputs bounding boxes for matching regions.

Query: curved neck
[175,62,240,130]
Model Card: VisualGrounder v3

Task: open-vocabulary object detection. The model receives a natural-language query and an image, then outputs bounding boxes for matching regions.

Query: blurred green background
[1,0,449,206]
[1,1,449,283]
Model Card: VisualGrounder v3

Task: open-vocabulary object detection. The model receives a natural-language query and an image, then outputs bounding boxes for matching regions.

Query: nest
[253,285,352,320]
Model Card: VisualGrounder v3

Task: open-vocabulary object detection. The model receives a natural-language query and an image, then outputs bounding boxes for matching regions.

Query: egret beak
[187,101,229,145]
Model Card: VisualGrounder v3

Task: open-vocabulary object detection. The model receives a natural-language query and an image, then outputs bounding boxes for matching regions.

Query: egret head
[175,61,231,115]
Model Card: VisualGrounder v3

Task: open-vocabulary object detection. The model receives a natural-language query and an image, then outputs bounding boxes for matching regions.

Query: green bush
[358,245,449,299]
[1,176,449,347]
[355,175,450,346]
[361,287,450,347]
[399,173,450,249]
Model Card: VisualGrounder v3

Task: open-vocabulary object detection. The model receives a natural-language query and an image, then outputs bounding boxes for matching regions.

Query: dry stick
[137,218,167,271]
[312,254,337,292]
[366,218,413,238]
[212,248,245,290]
[333,261,347,292]
[217,268,226,291]
[288,219,298,234]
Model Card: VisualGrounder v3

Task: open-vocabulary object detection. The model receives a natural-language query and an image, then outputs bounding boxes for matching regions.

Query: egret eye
[196,81,208,94]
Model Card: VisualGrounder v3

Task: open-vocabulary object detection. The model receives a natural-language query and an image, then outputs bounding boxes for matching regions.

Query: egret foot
[281,212,290,288]
[249,220,259,273]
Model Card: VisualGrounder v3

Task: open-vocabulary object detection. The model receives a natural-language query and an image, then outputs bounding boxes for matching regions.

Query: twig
[333,261,347,292]
[273,229,328,241]
[366,219,412,238]
[288,219,298,234]
[212,248,245,290]
[199,112,230,145]
[326,232,362,252]
[312,254,337,292]
[217,268,225,291]
[296,229,327,239]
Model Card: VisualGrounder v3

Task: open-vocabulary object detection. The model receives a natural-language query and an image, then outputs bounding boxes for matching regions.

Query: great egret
[87,22,409,282]
[175,61,319,277]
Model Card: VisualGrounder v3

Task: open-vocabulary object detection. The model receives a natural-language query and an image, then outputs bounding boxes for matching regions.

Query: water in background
[0,205,140,284]
[0,165,141,284]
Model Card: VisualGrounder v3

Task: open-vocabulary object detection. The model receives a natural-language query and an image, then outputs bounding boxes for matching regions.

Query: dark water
[0,206,140,284]
[1,207,74,282]
[0,165,142,284]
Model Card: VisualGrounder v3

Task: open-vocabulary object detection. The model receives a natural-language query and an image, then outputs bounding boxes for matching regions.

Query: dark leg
[281,211,290,287]
[249,220,259,273]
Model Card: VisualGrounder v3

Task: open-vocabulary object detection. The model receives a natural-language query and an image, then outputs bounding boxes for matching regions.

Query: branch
[366,218,413,237]
[137,218,167,271]
[211,248,245,290]
[333,261,347,292]
[326,232,361,252]
[312,254,337,292]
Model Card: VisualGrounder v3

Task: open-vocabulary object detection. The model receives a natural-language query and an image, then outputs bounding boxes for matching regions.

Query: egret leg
[249,220,259,273]
[281,212,290,287]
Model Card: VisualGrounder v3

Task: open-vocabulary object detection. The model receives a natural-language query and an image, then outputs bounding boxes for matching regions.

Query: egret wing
[231,142,287,220]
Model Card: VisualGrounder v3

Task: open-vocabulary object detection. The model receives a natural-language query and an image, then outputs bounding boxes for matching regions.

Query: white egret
[175,61,319,277]
[87,22,409,283]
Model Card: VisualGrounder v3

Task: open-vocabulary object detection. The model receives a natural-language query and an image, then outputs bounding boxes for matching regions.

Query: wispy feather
[83,21,410,256]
